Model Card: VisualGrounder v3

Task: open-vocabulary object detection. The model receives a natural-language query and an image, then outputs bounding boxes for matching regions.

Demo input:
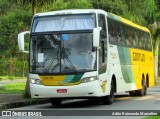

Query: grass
[0,82,25,94]
[144,117,160,119]
[0,76,26,81]
[143,114,160,119]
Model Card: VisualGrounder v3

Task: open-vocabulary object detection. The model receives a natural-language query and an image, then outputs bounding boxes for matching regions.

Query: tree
[16,0,55,15]
[91,0,127,16]
[0,0,31,76]
[147,0,160,81]
[123,0,157,26]
[0,11,31,73]
[49,0,93,11]
[148,21,160,81]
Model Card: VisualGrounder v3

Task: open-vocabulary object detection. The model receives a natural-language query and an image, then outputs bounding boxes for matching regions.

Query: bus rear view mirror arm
[93,27,101,48]
[18,31,30,53]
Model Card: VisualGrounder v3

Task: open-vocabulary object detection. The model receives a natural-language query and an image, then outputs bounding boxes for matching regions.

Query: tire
[143,81,147,95]
[50,98,62,106]
[136,79,147,96]
[103,80,114,105]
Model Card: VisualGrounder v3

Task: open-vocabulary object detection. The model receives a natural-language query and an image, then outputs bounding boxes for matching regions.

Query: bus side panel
[130,48,154,89]
[108,45,137,93]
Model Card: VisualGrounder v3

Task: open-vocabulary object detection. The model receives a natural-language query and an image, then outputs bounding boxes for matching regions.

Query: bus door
[98,14,108,93]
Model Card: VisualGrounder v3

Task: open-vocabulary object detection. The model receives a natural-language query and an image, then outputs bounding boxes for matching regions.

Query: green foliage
[0,1,31,76]
[49,0,93,11]
[67,0,93,9]
[49,0,68,11]
[8,76,14,80]
[0,82,25,94]
[124,0,157,26]
[91,0,157,26]
[92,0,127,16]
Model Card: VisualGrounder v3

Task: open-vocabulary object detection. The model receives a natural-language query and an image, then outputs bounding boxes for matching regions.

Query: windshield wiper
[63,49,78,74]
[43,56,57,73]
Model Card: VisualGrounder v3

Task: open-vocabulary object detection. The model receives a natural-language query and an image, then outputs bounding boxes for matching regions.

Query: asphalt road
[1,86,160,119]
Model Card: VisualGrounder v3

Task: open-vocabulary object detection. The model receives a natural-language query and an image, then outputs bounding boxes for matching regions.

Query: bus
[18,9,154,106]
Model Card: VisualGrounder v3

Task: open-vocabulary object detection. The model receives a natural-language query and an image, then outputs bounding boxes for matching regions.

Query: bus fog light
[81,76,98,83]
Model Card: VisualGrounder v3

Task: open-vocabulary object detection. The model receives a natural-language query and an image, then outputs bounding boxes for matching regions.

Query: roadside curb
[0,99,50,110]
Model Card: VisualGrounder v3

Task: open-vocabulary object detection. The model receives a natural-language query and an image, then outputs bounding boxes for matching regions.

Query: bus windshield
[32,14,95,32]
[30,33,97,74]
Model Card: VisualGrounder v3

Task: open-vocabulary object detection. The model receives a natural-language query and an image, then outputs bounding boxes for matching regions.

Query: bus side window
[112,22,117,44]
[135,30,139,48]
[124,26,129,47]
[144,33,148,50]
[132,30,137,48]
[146,33,152,51]
[141,33,145,49]
[119,24,126,46]
[126,27,133,47]
[108,19,117,45]
[129,29,133,47]
[138,32,142,49]
[116,22,121,44]
[139,32,145,49]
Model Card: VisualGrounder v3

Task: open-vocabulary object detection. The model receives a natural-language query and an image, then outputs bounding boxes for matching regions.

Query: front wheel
[103,80,114,105]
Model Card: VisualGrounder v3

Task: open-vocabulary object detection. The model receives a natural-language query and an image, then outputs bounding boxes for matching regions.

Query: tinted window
[108,18,118,45]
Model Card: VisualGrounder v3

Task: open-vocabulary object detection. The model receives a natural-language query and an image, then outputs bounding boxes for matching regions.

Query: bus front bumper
[30,81,104,98]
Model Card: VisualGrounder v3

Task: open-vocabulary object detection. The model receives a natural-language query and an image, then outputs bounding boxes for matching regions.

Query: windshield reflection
[30,33,96,74]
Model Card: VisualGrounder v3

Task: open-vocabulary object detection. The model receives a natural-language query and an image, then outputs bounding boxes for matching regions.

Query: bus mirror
[18,31,30,53]
[93,27,101,47]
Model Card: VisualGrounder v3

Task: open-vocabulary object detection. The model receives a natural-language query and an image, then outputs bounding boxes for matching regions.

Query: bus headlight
[30,79,42,85]
[81,76,98,83]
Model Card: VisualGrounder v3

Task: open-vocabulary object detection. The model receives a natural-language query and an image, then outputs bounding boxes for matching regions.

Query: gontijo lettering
[133,52,145,62]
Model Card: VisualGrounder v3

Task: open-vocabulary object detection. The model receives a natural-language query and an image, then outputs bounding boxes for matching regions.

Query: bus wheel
[143,81,147,95]
[103,80,114,105]
[50,98,62,106]
[136,80,147,96]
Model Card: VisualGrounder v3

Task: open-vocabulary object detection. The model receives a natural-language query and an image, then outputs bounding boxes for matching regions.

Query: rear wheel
[50,98,62,106]
[143,81,147,95]
[136,78,147,96]
[103,80,114,105]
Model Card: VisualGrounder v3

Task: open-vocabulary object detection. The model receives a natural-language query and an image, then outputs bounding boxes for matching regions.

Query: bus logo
[2,111,11,116]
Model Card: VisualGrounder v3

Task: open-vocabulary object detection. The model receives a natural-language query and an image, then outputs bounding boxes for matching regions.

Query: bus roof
[34,9,150,33]
[34,9,105,16]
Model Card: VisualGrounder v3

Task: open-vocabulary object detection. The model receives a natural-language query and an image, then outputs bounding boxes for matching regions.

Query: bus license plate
[57,89,67,93]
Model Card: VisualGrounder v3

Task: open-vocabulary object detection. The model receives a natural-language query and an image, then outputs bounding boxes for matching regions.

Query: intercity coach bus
[18,9,154,106]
